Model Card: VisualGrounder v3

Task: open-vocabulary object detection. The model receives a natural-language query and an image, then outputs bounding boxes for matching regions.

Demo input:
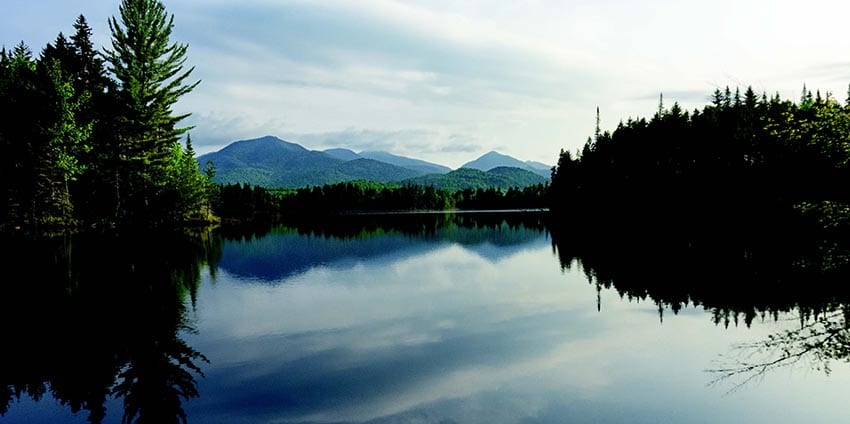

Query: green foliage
[1,2,212,232]
[403,167,547,191]
[162,135,216,223]
[104,0,202,224]
[43,59,92,183]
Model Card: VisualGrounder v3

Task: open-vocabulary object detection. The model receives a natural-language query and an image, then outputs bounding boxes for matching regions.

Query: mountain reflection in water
[1,211,849,423]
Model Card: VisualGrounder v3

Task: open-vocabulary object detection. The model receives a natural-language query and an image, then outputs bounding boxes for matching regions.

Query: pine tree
[0,43,38,226]
[744,86,757,111]
[711,89,723,108]
[67,15,114,223]
[70,15,106,93]
[105,0,201,224]
[166,133,212,222]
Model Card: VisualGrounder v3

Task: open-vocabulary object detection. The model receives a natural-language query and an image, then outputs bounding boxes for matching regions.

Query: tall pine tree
[105,0,200,225]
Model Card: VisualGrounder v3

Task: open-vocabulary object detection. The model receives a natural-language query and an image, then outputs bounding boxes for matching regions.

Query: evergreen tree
[0,43,38,226]
[164,134,213,222]
[67,15,115,223]
[0,5,213,231]
[711,89,723,108]
[70,15,106,95]
[105,0,201,224]
[34,59,92,223]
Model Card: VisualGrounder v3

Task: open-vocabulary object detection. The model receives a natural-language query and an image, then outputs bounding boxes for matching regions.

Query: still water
[2,212,849,423]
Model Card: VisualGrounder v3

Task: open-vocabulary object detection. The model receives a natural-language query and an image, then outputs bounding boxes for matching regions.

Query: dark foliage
[212,180,549,222]
[0,2,212,233]
[550,87,850,227]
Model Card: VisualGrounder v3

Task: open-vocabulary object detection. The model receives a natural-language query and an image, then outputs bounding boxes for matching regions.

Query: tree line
[211,180,549,223]
[550,86,850,232]
[0,0,212,232]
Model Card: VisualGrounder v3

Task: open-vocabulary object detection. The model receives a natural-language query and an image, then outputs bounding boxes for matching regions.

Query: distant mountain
[323,148,361,161]
[198,136,420,187]
[359,151,451,175]
[461,151,551,179]
[335,158,421,182]
[525,161,552,177]
[403,167,546,191]
[199,136,549,188]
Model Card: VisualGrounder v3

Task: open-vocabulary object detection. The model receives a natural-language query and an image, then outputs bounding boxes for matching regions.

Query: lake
[2,212,849,423]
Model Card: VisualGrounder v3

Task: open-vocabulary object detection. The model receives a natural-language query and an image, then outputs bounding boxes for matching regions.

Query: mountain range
[198,136,550,189]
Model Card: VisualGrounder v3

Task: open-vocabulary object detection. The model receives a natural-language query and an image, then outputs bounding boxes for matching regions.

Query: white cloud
[6,0,850,166]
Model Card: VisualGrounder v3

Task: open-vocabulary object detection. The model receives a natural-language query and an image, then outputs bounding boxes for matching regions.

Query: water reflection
[547,208,850,390]
[0,230,219,423]
[708,305,850,391]
[186,213,583,423]
[216,213,549,283]
[3,210,850,422]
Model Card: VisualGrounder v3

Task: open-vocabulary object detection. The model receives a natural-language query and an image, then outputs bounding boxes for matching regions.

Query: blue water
[3,215,849,423]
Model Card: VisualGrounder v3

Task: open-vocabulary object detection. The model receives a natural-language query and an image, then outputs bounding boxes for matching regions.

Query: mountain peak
[461,151,524,171]
[461,151,550,179]
[221,135,308,154]
[482,150,508,157]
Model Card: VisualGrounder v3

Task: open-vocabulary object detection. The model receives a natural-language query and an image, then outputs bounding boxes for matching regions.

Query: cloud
[281,128,446,153]
[439,143,482,154]
[802,61,850,85]
[633,90,712,104]
[10,0,850,167]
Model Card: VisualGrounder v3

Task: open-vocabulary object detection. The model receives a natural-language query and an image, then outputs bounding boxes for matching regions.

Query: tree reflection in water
[0,229,220,423]
[548,202,850,390]
[708,306,850,391]
[4,208,850,420]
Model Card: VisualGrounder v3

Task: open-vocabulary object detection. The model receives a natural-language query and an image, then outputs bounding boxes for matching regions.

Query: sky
[4,1,850,168]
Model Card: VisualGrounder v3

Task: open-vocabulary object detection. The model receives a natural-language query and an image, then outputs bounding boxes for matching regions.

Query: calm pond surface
[2,212,850,423]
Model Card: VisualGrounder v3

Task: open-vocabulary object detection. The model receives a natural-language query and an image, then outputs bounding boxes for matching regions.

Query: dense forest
[550,87,850,231]
[0,0,212,232]
[546,86,850,334]
[211,180,549,223]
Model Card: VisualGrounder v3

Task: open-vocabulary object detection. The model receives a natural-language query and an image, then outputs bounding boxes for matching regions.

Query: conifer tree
[0,43,38,226]
[105,0,200,223]
[65,15,117,223]
[70,15,106,94]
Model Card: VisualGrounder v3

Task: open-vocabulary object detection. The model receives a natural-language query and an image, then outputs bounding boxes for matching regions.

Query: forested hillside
[403,167,547,191]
